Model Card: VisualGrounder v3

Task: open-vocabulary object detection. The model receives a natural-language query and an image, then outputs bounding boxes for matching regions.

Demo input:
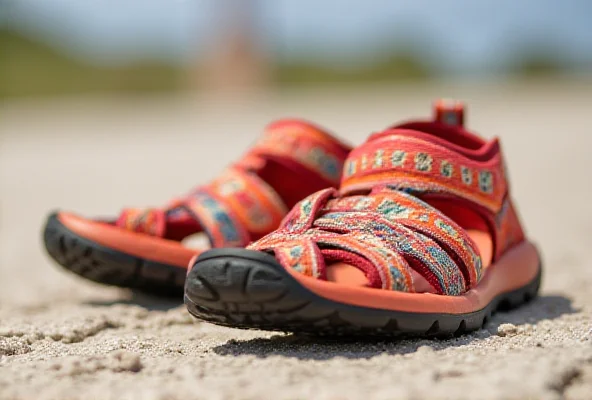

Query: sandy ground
[1,81,591,400]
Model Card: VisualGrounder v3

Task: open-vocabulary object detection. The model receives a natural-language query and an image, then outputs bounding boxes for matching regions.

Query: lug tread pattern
[184,250,541,337]
[43,215,186,297]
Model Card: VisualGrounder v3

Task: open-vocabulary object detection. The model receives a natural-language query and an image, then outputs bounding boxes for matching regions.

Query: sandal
[185,100,542,336]
[43,120,351,296]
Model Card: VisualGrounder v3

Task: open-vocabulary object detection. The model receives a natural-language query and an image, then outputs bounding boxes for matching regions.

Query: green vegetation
[511,50,569,77]
[276,51,431,86]
[0,29,183,98]
[0,28,577,99]
[0,29,432,98]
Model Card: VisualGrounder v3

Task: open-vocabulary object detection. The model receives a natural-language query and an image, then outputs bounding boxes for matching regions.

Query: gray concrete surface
[0,81,591,399]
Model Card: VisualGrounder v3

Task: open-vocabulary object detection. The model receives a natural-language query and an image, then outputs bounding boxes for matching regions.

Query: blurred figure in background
[199,0,271,92]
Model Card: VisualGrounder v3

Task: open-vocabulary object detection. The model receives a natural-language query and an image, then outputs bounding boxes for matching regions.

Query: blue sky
[3,0,592,72]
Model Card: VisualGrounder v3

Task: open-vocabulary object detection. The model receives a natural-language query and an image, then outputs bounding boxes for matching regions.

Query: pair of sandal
[44,100,541,337]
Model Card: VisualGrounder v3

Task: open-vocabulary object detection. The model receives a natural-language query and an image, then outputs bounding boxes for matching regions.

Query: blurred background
[1,0,592,304]
[1,0,591,98]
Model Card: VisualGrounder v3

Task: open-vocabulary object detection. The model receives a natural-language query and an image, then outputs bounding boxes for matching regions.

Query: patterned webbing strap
[183,168,288,247]
[117,207,166,237]
[248,187,483,295]
[340,134,507,213]
[116,120,350,247]
[239,120,350,186]
[118,168,288,248]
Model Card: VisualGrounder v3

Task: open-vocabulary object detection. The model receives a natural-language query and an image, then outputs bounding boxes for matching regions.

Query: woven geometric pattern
[249,187,482,295]
[341,134,506,213]
[249,121,525,296]
[116,120,350,247]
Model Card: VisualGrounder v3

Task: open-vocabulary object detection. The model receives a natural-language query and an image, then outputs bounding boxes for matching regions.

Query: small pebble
[497,323,519,337]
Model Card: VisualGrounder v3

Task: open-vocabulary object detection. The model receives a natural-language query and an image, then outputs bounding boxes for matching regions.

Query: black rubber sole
[185,248,542,337]
[43,213,186,297]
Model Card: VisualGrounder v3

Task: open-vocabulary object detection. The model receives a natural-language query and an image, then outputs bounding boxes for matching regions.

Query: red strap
[116,208,166,237]
[184,187,251,248]
[249,188,481,294]
[184,168,287,247]
[243,120,351,186]
[434,99,465,127]
[119,168,288,247]
[116,119,351,243]
[340,134,507,213]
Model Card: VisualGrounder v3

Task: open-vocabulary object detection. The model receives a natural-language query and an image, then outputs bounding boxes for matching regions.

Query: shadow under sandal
[185,100,542,336]
[43,120,351,296]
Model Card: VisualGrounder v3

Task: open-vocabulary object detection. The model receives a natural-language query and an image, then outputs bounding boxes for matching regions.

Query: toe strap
[248,188,483,295]
[116,208,166,237]
[116,168,288,246]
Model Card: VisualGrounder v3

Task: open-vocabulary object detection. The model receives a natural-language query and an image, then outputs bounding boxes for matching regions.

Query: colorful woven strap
[184,168,288,247]
[248,102,527,295]
[239,119,350,186]
[117,168,287,247]
[116,208,167,237]
[116,119,350,247]
[248,187,483,295]
[340,133,507,213]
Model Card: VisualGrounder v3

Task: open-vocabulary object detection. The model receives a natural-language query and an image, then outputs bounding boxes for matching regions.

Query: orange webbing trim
[245,120,351,186]
[340,135,507,213]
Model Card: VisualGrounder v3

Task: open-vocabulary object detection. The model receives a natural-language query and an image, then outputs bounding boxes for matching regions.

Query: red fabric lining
[254,158,337,210]
[160,217,201,242]
[371,120,500,162]
[395,121,485,150]
[321,249,382,289]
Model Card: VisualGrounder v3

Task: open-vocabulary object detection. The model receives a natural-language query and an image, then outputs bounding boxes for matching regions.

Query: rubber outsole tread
[43,214,186,297]
[184,248,542,337]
